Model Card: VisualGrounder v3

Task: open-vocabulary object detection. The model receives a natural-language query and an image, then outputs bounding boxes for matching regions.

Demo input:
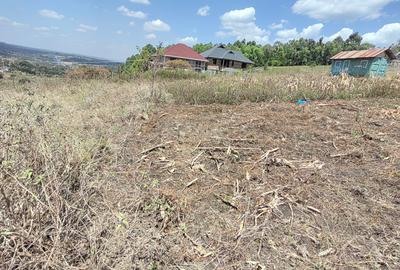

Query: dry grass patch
[1,73,399,269]
[164,72,400,104]
[0,77,153,268]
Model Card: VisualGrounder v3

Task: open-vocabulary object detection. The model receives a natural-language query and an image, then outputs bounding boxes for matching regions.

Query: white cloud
[0,16,24,27]
[301,23,324,38]
[292,0,394,21]
[179,36,198,46]
[362,23,400,46]
[76,24,98,32]
[325,28,354,42]
[129,21,135,26]
[130,0,150,5]
[197,6,210,16]
[117,6,146,19]
[276,23,324,42]
[39,9,64,20]
[116,30,123,35]
[270,19,288,30]
[146,33,157,40]
[144,19,170,32]
[276,28,298,42]
[218,7,270,44]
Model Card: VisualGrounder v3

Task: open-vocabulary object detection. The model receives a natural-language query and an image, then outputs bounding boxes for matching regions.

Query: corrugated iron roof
[331,48,396,60]
[164,43,208,62]
[201,45,254,64]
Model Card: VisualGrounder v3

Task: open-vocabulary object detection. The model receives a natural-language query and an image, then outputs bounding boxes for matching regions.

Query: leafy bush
[155,69,205,80]
[65,66,111,79]
[119,44,158,77]
[165,59,192,70]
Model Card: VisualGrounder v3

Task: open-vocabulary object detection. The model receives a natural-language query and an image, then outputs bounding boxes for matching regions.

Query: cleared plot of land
[129,99,399,269]
[0,76,399,269]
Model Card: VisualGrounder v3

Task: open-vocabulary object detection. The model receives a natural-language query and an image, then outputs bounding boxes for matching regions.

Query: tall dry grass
[0,76,152,268]
[164,72,400,105]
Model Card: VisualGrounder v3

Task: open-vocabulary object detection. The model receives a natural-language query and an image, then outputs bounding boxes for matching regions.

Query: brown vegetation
[0,71,399,269]
[65,66,112,80]
[165,71,400,104]
[165,59,193,70]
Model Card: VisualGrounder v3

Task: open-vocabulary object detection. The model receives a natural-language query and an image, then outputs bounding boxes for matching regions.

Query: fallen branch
[211,136,258,142]
[140,141,173,155]
[318,248,334,257]
[214,194,238,210]
[183,232,213,257]
[330,150,362,158]
[251,148,280,169]
[307,205,321,214]
[190,151,204,167]
[185,178,199,188]
[197,146,260,151]
[268,158,296,169]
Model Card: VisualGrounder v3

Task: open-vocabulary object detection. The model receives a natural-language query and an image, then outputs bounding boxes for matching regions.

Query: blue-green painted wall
[331,57,389,77]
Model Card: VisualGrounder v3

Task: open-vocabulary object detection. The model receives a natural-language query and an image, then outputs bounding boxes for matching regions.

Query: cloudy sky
[0,0,399,61]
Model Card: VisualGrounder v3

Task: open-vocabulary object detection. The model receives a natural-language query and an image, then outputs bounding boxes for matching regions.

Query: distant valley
[0,41,121,68]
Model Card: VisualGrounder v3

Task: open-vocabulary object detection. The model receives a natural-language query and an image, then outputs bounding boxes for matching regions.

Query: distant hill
[0,41,121,68]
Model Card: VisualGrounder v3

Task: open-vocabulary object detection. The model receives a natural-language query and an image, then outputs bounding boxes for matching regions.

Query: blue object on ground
[296,99,310,105]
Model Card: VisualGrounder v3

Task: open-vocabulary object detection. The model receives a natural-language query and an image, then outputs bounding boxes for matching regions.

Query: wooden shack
[330,48,396,77]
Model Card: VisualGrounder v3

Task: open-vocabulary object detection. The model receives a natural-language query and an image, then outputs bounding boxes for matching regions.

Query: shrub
[65,66,111,79]
[18,77,31,84]
[0,73,3,79]
[155,69,205,80]
[165,59,192,70]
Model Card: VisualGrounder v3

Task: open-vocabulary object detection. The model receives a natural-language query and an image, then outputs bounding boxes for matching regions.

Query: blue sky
[0,0,399,61]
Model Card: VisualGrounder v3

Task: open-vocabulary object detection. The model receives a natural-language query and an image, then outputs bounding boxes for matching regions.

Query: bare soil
[123,98,400,269]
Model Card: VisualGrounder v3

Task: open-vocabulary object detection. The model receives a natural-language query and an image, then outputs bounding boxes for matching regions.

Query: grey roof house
[201,45,254,71]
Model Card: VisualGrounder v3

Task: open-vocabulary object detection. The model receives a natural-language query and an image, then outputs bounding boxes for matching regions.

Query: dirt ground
[119,99,400,269]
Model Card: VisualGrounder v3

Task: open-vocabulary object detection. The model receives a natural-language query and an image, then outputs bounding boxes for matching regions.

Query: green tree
[193,43,213,53]
[120,44,156,76]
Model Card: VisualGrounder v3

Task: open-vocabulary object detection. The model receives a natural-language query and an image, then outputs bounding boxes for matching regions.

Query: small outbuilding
[330,48,396,77]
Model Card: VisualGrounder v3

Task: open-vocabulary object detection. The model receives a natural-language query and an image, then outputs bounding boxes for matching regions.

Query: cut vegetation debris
[0,75,399,269]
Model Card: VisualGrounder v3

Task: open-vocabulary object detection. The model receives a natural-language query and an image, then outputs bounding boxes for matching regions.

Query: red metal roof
[164,43,208,62]
[330,48,396,60]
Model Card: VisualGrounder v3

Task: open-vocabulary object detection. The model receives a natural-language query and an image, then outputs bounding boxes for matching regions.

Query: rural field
[1,67,400,269]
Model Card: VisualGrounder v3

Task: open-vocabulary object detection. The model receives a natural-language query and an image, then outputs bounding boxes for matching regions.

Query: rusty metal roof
[330,48,396,60]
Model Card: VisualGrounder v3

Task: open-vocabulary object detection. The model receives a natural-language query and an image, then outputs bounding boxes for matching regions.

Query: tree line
[119,33,399,75]
[193,33,375,67]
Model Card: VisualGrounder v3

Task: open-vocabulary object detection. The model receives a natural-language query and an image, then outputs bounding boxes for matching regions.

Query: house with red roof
[160,43,208,71]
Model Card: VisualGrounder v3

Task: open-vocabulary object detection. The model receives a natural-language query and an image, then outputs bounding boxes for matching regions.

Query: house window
[242,63,247,69]
[195,61,201,68]
[360,60,369,68]
[213,59,217,65]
